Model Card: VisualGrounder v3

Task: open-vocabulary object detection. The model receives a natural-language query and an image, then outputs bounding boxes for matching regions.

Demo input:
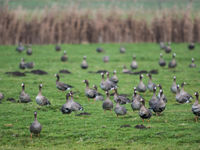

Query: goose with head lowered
[30,112,42,139]
[136,74,146,93]
[35,84,51,106]
[119,46,126,53]
[55,44,61,51]
[55,74,73,91]
[83,80,96,101]
[139,98,152,122]
[192,92,200,122]
[19,83,31,103]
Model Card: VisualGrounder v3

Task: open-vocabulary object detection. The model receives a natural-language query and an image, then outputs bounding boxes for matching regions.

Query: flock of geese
[0,42,199,139]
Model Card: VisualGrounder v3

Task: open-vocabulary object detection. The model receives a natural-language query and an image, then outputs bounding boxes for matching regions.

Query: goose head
[21,83,25,90]
[139,74,143,80]
[172,53,176,58]
[173,76,176,81]
[195,92,199,99]
[132,55,136,60]
[83,56,87,60]
[140,98,145,106]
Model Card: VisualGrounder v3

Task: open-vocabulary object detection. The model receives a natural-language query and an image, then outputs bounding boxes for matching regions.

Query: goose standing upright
[102,91,113,111]
[100,73,112,91]
[61,51,68,62]
[171,76,177,93]
[55,74,73,91]
[168,53,177,68]
[188,43,195,50]
[96,47,104,53]
[35,84,51,106]
[61,93,72,114]
[165,42,171,53]
[192,92,200,122]
[120,46,126,53]
[159,42,166,50]
[114,99,127,117]
[106,72,116,89]
[136,74,146,92]
[69,91,84,112]
[175,85,190,103]
[149,87,159,109]
[131,87,142,111]
[19,58,26,69]
[152,90,166,116]
[139,98,152,122]
[157,84,167,103]
[180,82,192,100]
[81,56,88,69]
[26,45,32,55]
[189,58,196,68]
[110,70,118,84]
[19,83,31,103]
[30,112,42,139]
[130,55,138,69]
[158,53,166,67]
[16,42,24,52]
[93,85,104,101]
[147,73,156,92]
[55,44,61,51]
[83,80,96,101]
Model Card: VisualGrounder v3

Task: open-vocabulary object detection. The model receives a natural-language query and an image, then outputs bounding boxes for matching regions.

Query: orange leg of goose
[142,119,144,122]
[147,120,150,122]
[195,116,198,122]
[88,98,90,101]
[30,133,32,140]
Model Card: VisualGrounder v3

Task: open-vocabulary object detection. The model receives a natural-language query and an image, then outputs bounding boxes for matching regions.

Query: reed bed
[0,6,200,44]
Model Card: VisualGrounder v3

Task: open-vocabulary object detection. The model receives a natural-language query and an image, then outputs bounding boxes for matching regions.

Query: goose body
[103,56,109,63]
[131,87,142,110]
[113,88,130,105]
[30,112,42,138]
[26,45,32,55]
[16,43,24,52]
[25,62,34,69]
[102,92,113,111]
[147,74,156,92]
[36,84,51,106]
[61,93,72,114]
[188,43,195,50]
[192,92,200,121]
[61,51,68,62]
[109,70,118,84]
[130,55,138,69]
[55,74,73,91]
[139,98,152,121]
[159,53,166,67]
[168,53,177,68]
[106,72,116,89]
[189,58,196,68]
[171,76,177,93]
[152,90,166,115]
[55,45,61,51]
[19,83,31,103]
[165,44,171,53]
[159,42,166,50]
[96,47,104,53]
[100,73,112,91]
[81,56,88,69]
[137,74,146,92]
[114,101,127,116]
[19,58,26,69]
[120,47,126,53]
[176,85,190,103]
[93,85,104,101]
[69,91,83,112]
[83,80,96,100]
[149,87,159,109]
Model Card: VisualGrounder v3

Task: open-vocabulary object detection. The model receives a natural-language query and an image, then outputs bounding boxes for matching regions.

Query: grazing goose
[61,93,72,114]
[147,73,156,92]
[93,85,104,101]
[180,82,192,100]
[35,84,51,106]
[19,83,31,103]
[55,74,73,91]
[171,76,177,94]
[120,46,126,53]
[189,58,196,68]
[159,42,166,50]
[110,70,118,84]
[100,73,112,91]
[19,58,26,69]
[157,84,167,103]
[168,53,177,68]
[130,55,138,69]
[158,53,166,67]
[25,62,34,69]
[149,87,159,109]
[96,47,104,53]
[61,51,68,62]
[30,112,42,139]
[83,80,96,101]
[81,56,88,69]
[55,44,61,51]
[192,92,200,122]
[26,45,32,55]
[139,98,152,122]
[152,90,166,116]
[0,92,4,103]
[188,43,195,50]
[114,99,127,117]
[106,72,116,89]
[102,91,113,111]
[69,91,84,112]
[131,87,142,111]
[103,56,109,63]
[164,42,171,53]
[16,42,24,52]
[136,74,146,92]
[113,87,130,104]
[122,65,132,74]
[176,85,190,103]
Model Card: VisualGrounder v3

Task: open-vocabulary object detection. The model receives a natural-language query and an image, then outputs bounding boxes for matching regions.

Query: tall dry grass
[0,5,200,44]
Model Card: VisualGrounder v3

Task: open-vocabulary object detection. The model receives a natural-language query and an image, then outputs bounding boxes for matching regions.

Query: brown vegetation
[0,6,200,44]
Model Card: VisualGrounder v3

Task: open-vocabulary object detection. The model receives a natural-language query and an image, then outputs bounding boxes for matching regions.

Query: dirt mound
[5,71,26,77]
[7,98,17,103]
[59,69,71,74]
[120,124,131,128]
[135,124,146,129]
[30,69,48,75]
[76,112,91,116]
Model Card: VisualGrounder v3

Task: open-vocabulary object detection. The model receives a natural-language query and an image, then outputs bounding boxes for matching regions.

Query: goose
[122,65,132,74]
[55,44,61,51]
[159,42,166,50]
[103,56,109,63]
[61,93,72,114]
[19,58,26,69]
[100,73,112,91]
[109,70,118,84]
[152,90,166,116]
[176,85,190,103]
[30,112,42,139]
[113,87,130,104]
[16,42,24,52]
[149,86,159,109]
[147,73,156,92]
[157,84,167,103]
[130,55,138,69]
[35,84,51,106]
[158,53,166,67]
[189,58,196,68]
[0,92,4,103]
[114,99,127,117]
[55,74,73,91]
[96,47,104,53]
[102,91,113,111]
[19,83,31,103]
[83,80,96,101]
[192,92,200,122]
[81,56,88,69]
[25,62,34,69]
[136,74,146,92]
[26,45,32,55]
[120,46,126,53]
[93,85,104,101]
[61,51,68,62]
[168,53,177,68]
[139,98,152,122]
[69,91,84,112]
[171,76,177,93]
[164,42,171,53]
[188,43,195,50]
[180,82,192,100]
[131,87,142,111]
[106,72,116,89]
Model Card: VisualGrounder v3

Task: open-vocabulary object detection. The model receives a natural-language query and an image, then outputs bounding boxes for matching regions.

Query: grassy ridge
[0,43,200,149]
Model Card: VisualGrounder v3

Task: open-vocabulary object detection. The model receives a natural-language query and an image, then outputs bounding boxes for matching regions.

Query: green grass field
[0,43,200,149]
